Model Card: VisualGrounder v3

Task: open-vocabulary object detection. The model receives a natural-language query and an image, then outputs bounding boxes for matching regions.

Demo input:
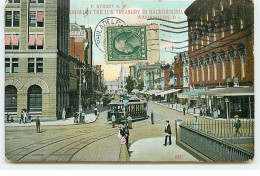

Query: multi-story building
[161,64,171,90]
[70,23,87,63]
[185,0,254,88]
[185,0,254,119]
[118,65,130,89]
[104,80,118,95]
[173,54,183,89]
[181,52,189,91]
[5,0,70,119]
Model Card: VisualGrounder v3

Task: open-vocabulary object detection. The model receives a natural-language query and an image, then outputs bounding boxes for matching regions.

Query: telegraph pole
[74,66,85,112]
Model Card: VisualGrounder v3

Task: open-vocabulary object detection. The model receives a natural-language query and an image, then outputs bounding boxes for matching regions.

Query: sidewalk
[5,113,98,127]
[129,137,199,162]
[153,101,224,121]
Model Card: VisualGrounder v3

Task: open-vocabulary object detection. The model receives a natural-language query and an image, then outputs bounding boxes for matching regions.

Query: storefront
[200,87,254,119]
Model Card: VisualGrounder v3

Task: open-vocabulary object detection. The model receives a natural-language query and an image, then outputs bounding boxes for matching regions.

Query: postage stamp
[3,0,255,164]
[106,25,147,61]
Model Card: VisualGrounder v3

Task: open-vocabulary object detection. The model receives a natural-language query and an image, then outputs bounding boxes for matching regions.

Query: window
[208,66,210,81]
[28,85,42,113]
[220,0,224,11]
[5,11,12,27]
[5,34,19,50]
[212,7,215,17]
[28,34,44,49]
[214,64,217,80]
[5,85,18,113]
[222,62,226,79]
[230,0,232,5]
[28,58,43,73]
[8,0,20,3]
[29,11,36,27]
[13,11,20,27]
[29,11,44,27]
[5,11,20,27]
[30,0,44,3]
[5,58,18,73]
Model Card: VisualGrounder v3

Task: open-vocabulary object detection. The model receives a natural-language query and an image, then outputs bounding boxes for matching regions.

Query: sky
[70,0,195,81]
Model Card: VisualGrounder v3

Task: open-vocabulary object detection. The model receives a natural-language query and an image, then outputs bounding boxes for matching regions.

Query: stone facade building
[5,0,70,119]
[185,0,254,88]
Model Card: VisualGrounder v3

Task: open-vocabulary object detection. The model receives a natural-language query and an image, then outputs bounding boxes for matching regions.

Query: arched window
[200,57,204,81]
[211,52,217,80]
[28,85,42,113]
[228,46,235,78]
[205,54,210,81]
[5,85,17,113]
[237,42,246,78]
[219,50,226,79]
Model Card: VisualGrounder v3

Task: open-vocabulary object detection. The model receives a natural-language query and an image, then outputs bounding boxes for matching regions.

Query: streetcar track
[42,130,116,162]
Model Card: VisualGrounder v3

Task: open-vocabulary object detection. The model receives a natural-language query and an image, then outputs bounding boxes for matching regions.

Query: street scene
[4,0,254,163]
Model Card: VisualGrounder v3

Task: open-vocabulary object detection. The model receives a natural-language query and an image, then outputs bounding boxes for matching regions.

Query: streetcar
[107,96,148,124]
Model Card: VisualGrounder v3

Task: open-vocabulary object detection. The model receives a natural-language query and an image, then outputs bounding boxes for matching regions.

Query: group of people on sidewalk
[19,110,31,124]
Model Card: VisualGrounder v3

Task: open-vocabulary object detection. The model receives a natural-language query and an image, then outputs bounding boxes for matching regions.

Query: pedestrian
[81,111,85,123]
[111,113,116,128]
[23,110,26,124]
[20,110,24,124]
[74,112,78,123]
[234,115,241,137]
[123,123,130,148]
[94,106,98,116]
[77,112,81,123]
[6,113,14,123]
[151,112,154,124]
[183,107,186,115]
[163,120,172,146]
[193,115,199,129]
[36,116,40,133]
[62,108,66,121]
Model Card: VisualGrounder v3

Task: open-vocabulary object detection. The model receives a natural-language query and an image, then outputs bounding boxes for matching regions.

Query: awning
[12,35,19,46]
[131,89,139,93]
[155,90,164,96]
[155,89,181,96]
[177,89,209,99]
[198,87,254,96]
[165,89,181,94]
[5,35,11,45]
[36,34,43,46]
[28,34,36,46]
[36,11,44,22]
[147,90,161,95]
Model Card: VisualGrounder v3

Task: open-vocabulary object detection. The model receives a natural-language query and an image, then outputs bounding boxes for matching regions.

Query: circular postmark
[94,17,125,52]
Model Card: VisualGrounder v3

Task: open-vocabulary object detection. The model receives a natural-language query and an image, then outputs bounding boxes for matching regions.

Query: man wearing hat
[234,115,241,137]
[164,120,172,146]
[111,112,116,128]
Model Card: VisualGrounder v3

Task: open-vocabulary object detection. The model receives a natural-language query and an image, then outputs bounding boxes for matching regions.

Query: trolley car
[107,96,148,124]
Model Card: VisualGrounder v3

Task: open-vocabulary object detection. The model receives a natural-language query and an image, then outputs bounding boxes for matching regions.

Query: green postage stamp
[106,26,147,61]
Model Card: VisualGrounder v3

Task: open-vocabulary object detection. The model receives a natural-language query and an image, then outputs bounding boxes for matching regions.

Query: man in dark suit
[36,116,41,133]
[164,120,172,146]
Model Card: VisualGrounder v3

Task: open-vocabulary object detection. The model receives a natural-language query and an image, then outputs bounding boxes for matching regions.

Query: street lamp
[225,97,229,120]
[123,95,129,125]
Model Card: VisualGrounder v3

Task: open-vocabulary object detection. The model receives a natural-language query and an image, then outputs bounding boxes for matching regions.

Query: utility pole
[74,66,85,113]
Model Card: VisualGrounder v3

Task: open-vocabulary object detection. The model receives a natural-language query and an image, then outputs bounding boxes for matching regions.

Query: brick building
[5,0,70,119]
[185,0,254,88]
[173,54,183,89]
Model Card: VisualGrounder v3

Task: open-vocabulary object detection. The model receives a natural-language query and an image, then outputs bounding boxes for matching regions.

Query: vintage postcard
[4,0,254,163]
